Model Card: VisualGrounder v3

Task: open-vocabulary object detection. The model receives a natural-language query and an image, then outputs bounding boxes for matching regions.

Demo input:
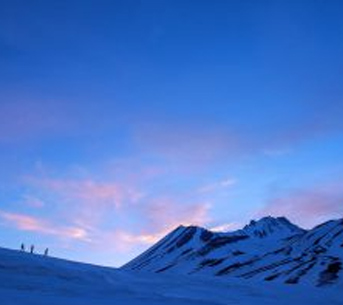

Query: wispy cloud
[0,208,161,252]
[260,182,343,228]
[94,200,212,252]
[0,210,90,241]
[210,222,241,232]
[98,230,164,253]
[26,177,142,210]
[17,168,214,253]
[142,198,211,232]
[21,194,45,208]
[23,175,146,232]
[198,178,237,193]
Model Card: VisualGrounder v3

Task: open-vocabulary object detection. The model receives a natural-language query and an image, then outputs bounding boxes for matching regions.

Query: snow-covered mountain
[122,216,343,287]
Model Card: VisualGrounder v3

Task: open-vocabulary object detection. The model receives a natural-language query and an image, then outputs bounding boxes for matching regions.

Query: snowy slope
[0,246,341,305]
[123,217,343,287]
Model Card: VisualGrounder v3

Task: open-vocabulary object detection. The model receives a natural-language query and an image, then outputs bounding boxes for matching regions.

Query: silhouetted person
[44,248,49,256]
[30,245,35,254]
[20,243,25,252]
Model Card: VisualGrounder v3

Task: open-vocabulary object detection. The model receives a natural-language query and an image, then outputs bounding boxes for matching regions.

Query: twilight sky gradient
[0,0,343,267]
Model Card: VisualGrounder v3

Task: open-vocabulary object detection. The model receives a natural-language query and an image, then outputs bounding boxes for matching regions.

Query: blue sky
[0,0,342,266]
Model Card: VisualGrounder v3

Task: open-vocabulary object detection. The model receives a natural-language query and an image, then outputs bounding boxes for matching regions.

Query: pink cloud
[98,230,163,253]
[91,200,212,253]
[26,177,143,210]
[18,170,214,253]
[142,198,211,233]
[0,210,90,241]
[260,182,343,228]
[23,175,147,231]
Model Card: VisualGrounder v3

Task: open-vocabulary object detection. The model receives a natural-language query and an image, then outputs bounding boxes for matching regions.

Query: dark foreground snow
[0,247,341,305]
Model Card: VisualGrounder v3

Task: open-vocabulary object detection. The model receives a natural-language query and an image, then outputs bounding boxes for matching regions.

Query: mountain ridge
[122,216,343,287]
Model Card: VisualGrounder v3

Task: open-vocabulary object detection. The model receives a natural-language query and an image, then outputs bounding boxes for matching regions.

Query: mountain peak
[243,216,304,238]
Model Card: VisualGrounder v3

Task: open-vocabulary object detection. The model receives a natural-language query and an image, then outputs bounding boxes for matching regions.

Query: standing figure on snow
[30,245,35,254]
[20,243,25,252]
[44,248,49,256]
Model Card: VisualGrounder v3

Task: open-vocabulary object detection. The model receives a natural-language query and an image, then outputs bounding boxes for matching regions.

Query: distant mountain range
[122,216,343,287]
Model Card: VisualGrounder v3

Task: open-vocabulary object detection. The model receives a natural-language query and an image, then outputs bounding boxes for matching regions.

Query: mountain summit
[242,216,305,239]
